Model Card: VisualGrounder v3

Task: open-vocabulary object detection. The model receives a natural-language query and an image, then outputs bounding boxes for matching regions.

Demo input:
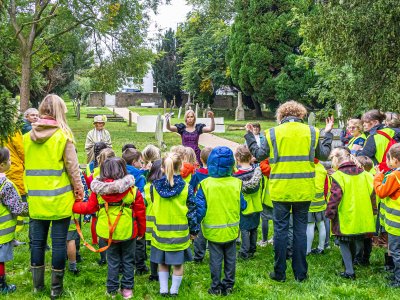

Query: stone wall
[115,92,165,107]
[88,92,105,107]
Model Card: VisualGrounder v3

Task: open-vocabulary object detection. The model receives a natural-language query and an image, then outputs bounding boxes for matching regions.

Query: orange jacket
[374,169,400,200]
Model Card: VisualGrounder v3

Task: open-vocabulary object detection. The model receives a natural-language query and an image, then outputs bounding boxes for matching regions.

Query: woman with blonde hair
[326,147,377,279]
[244,100,334,282]
[166,109,215,166]
[150,152,199,296]
[346,119,366,154]
[24,94,83,298]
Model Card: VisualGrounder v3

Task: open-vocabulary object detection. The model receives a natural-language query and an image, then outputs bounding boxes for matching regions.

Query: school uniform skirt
[0,241,14,262]
[150,246,192,265]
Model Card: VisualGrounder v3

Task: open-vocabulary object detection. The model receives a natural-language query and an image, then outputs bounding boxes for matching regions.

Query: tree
[152,29,183,104]
[301,0,400,117]
[178,10,232,104]
[0,88,22,146]
[227,0,315,115]
[3,0,158,111]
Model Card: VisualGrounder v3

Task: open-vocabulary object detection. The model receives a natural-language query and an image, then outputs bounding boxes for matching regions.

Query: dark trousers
[339,239,363,274]
[194,228,207,261]
[239,228,257,258]
[208,240,236,290]
[273,201,310,280]
[106,239,136,293]
[388,233,400,281]
[135,238,147,270]
[30,217,70,269]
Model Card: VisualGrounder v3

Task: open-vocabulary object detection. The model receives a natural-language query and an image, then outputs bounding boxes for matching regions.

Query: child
[0,148,28,293]
[150,152,199,296]
[143,159,163,281]
[85,142,108,179]
[189,147,212,263]
[73,157,146,299]
[196,146,247,295]
[258,159,274,247]
[306,159,328,255]
[233,145,263,260]
[142,145,161,171]
[374,143,400,287]
[326,148,377,279]
[122,148,148,275]
[122,144,136,152]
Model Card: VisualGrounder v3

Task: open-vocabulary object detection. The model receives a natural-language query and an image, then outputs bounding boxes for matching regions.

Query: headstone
[172,96,177,109]
[203,104,211,118]
[155,114,166,150]
[262,104,266,110]
[185,93,192,111]
[336,103,344,128]
[195,103,199,119]
[308,112,316,127]
[128,111,132,127]
[163,100,167,115]
[235,92,245,121]
[178,106,182,120]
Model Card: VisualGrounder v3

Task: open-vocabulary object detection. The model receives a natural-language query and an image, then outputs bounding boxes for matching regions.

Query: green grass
[7,101,394,299]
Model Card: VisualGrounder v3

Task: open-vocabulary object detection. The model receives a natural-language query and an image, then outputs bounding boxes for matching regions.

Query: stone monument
[235,92,245,121]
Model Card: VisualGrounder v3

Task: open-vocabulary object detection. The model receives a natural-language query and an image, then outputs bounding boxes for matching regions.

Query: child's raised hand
[324,116,335,133]
[245,123,254,132]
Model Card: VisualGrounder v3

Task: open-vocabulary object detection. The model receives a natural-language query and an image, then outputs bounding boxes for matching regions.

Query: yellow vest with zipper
[331,170,375,235]
[96,187,137,241]
[24,129,75,220]
[265,122,319,202]
[200,177,242,243]
[151,184,190,251]
[381,173,400,236]
[309,162,327,213]
[143,183,155,241]
[0,179,18,244]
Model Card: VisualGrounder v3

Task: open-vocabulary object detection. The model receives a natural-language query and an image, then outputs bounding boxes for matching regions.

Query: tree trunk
[252,98,263,118]
[20,49,32,112]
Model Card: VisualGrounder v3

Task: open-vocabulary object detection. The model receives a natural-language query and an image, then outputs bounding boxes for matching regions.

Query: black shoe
[389,280,400,288]
[354,259,370,267]
[310,248,324,255]
[69,268,80,276]
[148,275,159,282]
[222,287,233,296]
[269,272,286,282]
[160,293,169,297]
[237,253,249,260]
[193,258,203,264]
[208,287,222,295]
[295,275,308,282]
[339,272,356,280]
[135,266,149,275]
[98,259,107,266]
[170,293,178,297]
[0,276,16,294]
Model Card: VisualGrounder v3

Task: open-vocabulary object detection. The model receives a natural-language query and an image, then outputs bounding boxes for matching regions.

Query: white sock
[159,271,169,294]
[317,221,326,250]
[170,275,183,295]
[306,223,315,253]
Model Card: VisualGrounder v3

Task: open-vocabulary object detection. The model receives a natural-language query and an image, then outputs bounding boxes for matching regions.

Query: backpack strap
[377,130,392,141]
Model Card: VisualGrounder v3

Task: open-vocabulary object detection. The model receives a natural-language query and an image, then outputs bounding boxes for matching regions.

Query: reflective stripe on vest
[0,180,17,244]
[382,173,400,235]
[151,183,190,251]
[144,183,155,241]
[309,162,327,213]
[201,177,242,243]
[265,122,319,202]
[331,171,375,235]
[96,187,137,241]
[24,129,75,220]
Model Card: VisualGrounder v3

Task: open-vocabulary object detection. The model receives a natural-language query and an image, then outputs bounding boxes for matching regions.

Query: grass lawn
[7,101,394,299]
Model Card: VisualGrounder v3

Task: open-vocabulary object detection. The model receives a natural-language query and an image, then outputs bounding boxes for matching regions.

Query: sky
[148,0,192,39]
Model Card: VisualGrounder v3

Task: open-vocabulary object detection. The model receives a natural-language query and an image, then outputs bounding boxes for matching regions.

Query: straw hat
[93,115,107,123]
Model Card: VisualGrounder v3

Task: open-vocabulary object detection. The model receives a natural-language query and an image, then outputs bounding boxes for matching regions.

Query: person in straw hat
[85,115,112,163]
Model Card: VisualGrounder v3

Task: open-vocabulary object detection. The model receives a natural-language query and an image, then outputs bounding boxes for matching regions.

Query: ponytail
[162,152,182,187]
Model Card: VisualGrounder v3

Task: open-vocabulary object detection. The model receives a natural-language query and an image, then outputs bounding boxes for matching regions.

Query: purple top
[175,123,206,165]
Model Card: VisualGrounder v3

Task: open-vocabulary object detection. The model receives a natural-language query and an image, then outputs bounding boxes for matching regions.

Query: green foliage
[227,0,317,108]
[0,87,22,146]
[301,0,400,118]
[153,29,183,104]
[178,12,232,104]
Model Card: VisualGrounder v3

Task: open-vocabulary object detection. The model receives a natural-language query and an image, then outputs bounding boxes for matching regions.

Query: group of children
[1,126,400,297]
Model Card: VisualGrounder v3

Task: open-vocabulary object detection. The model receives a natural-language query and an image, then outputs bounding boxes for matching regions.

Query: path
[107,107,240,152]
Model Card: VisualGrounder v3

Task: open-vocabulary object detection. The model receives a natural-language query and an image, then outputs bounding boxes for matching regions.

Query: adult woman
[346,119,366,154]
[244,100,334,283]
[166,110,215,166]
[356,110,400,170]
[24,94,83,298]
[85,115,112,163]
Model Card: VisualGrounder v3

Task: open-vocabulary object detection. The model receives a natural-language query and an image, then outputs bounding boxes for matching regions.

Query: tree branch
[8,0,25,45]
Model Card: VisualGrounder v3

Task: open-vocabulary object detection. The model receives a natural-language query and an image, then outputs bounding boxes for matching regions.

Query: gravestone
[163,100,167,115]
[178,106,182,119]
[195,103,199,119]
[235,92,245,121]
[308,112,316,127]
[155,114,166,150]
[203,104,211,118]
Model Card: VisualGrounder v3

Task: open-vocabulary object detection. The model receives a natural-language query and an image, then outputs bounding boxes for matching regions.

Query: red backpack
[376,130,397,172]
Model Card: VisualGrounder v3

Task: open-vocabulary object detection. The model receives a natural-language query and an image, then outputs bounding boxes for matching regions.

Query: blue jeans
[30,217,70,269]
[273,201,310,280]
[106,238,136,292]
